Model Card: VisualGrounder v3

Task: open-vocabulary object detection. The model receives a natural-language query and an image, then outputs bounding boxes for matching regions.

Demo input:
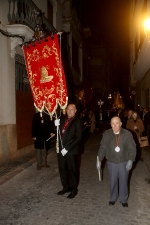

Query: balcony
[7,0,56,33]
[5,0,56,57]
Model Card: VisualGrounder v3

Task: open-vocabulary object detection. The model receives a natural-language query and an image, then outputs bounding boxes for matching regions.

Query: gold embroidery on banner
[25,49,44,110]
[40,66,53,83]
[32,49,41,61]
[51,42,67,105]
[43,85,57,110]
[43,86,55,96]
[53,67,59,77]
[42,45,52,59]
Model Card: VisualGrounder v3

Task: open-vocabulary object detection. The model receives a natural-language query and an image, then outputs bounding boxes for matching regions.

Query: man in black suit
[56,104,82,199]
[32,111,54,170]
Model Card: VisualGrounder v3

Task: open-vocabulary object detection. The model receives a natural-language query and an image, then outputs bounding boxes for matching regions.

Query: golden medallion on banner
[40,66,53,83]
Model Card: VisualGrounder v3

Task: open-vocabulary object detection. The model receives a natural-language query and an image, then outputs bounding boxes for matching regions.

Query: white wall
[0,1,16,125]
[0,1,17,163]
[0,36,16,125]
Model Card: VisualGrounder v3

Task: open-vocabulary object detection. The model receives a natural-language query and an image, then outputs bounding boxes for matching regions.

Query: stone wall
[0,124,17,164]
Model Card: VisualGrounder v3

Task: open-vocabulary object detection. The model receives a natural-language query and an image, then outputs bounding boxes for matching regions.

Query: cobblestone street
[0,133,150,225]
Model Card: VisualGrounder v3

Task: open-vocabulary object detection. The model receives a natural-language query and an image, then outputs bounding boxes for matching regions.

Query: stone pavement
[0,133,150,225]
[0,151,36,186]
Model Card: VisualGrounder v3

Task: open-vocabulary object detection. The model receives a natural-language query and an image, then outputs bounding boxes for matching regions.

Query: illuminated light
[108,94,112,99]
[144,16,150,41]
[144,18,150,31]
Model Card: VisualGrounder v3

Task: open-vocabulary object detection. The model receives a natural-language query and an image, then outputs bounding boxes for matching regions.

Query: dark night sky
[73,0,129,49]
[72,0,130,100]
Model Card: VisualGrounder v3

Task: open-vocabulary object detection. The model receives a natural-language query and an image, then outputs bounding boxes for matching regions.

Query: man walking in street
[56,104,82,199]
[96,116,136,207]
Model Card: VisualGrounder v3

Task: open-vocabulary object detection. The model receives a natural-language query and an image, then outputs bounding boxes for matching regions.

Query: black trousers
[57,152,79,194]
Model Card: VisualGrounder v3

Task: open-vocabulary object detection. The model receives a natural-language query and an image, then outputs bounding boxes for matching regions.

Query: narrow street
[0,133,150,225]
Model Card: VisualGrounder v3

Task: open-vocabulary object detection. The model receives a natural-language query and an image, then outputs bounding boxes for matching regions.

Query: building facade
[130,0,150,108]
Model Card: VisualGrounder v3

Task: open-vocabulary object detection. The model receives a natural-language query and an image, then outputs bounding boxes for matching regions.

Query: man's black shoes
[109,201,115,205]
[109,201,128,207]
[57,189,78,198]
[57,189,70,195]
[67,192,77,199]
[122,203,128,207]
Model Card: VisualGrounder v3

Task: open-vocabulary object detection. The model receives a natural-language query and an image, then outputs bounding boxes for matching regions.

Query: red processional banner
[23,34,68,117]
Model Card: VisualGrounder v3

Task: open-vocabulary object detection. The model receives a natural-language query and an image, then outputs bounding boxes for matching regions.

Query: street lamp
[144,15,150,41]
[98,99,104,108]
[108,94,112,100]
[108,94,112,109]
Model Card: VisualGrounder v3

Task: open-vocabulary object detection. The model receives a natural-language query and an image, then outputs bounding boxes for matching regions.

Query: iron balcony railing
[7,0,56,33]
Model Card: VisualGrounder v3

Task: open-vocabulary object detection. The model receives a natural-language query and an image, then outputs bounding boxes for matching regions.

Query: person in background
[98,109,108,134]
[117,109,124,123]
[143,108,150,131]
[32,111,55,170]
[143,107,149,121]
[89,110,96,133]
[122,109,133,128]
[105,110,112,129]
[141,108,150,144]
[96,117,136,207]
[98,109,103,134]
[56,104,82,199]
[138,106,144,120]
[126,111,144,162]
[80,110,91,141]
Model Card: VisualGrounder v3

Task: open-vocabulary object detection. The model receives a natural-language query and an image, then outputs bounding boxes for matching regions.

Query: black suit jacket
[59,116,82,154]
[32,112,54,150]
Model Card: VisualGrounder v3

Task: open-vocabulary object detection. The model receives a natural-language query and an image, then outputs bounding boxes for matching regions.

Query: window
[15,54,30,92]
